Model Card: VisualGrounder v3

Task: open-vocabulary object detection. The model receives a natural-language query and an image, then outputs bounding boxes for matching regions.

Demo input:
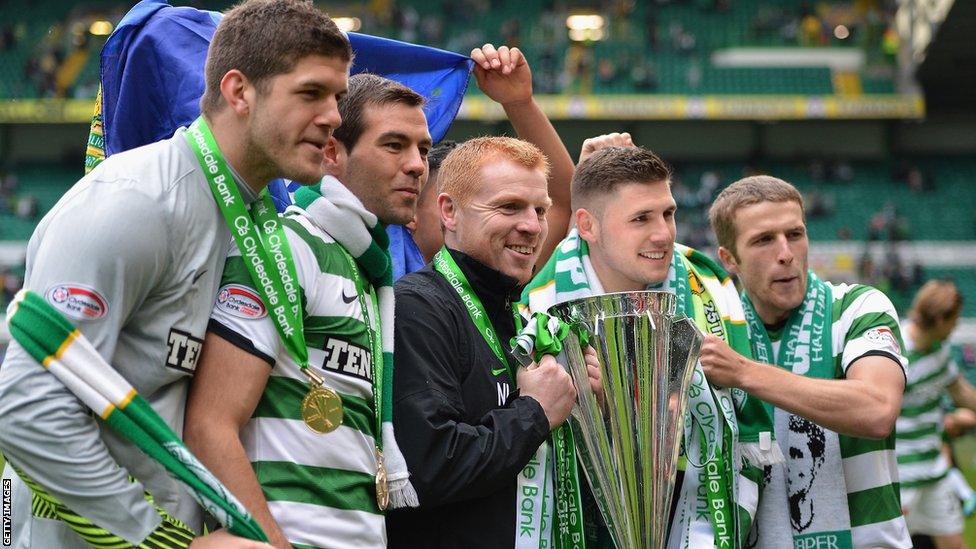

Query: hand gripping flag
[6,290,268,542]
[96,0,473,236]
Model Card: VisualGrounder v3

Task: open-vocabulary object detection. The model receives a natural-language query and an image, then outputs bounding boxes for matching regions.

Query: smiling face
[578,180,676,292]
[338,102,432,225]
[442,158,551,284]
[246,54,349,184]
[720,199,809,324]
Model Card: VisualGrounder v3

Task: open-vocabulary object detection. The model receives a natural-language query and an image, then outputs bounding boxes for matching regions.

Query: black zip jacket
[386,248,550,548]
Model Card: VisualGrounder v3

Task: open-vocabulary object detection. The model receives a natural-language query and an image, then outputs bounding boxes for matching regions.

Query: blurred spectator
[644,10,659,50]
[1,268,23,306]
[630,58,658,91]
[698,170,720,204]
[868,202,909,242]
[500,18,521,48]
[0,172,17,197]
[807,191,834,219]
[835,160,854,183]
[14,195,39,220]
[596,58,618,90]
[686,60,702,90]
[0,25,15,51]
[420,16,444,46]
[394,5,419,43]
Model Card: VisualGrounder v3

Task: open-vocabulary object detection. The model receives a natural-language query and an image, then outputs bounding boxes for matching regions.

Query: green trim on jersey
[14,463,195,548]
[255,461,381,514]
[213,211,384,548]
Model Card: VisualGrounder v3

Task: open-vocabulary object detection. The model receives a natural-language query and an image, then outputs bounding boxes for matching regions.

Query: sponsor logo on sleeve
[215,284,267,319]
[45,284,108,320]
[864,326,901,354]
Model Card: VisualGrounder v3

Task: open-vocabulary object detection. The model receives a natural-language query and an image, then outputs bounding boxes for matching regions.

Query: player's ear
[717,246,739,275]
[439,193,458,233]
[576,208,598,243]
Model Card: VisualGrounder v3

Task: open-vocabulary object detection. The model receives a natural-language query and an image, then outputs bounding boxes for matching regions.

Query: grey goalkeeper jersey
[0,130,254,546]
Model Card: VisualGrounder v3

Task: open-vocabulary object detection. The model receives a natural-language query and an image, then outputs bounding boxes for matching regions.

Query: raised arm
[471,44,574,266]
[948,375,976,413]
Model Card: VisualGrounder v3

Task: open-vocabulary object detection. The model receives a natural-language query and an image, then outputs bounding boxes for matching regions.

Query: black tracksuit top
[386,248,550,548]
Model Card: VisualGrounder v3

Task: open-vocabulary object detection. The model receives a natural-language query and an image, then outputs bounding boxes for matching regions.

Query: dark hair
[200,0,352,115]
[332,73,426,151]
[571,147,671,210]
[428,140,458,171]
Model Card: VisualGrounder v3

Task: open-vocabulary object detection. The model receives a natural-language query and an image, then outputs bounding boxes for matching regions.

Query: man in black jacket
[388,136,578,548]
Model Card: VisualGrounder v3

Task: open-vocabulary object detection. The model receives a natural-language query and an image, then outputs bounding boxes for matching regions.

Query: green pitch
[956,435,976,546]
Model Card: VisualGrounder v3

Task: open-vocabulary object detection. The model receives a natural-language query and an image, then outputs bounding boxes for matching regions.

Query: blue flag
[99,0,471,274]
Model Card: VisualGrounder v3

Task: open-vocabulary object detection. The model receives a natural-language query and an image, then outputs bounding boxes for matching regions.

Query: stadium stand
[0,0,901,99]
[2,156,972,317]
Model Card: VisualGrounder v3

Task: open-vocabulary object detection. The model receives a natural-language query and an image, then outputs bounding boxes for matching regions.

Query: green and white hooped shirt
[748,279,910,549]
[895,323,959,489]
[210,211,385,549]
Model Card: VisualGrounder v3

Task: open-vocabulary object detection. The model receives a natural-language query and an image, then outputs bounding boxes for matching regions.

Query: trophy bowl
[549,291,703,549]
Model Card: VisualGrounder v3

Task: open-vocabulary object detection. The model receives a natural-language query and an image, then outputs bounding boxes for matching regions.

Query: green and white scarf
[743,272,856,547]
[510,312,586,549]
[521,228,780,548]
[293,176,417,508]
[5,290,268,543]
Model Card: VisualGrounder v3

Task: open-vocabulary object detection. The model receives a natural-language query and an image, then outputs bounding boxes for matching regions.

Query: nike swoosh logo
[491,367,508,377]
[192,270,208,284]
[341,289,357,304]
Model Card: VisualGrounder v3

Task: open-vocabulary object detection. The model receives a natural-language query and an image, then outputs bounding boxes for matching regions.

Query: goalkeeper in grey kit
[0,0,350,547]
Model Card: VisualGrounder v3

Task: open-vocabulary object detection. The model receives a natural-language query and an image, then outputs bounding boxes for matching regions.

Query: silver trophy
[548,291,703,549]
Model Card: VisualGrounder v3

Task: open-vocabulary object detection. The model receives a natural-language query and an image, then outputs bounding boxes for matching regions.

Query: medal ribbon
[339,247,385,447]
[432,248,516,380]
[434,249,585,548]
[184,117,311,375]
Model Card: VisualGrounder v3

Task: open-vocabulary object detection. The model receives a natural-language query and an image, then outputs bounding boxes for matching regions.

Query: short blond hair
[910,280,963,329]
[708,175,805,258]
[437,136,550,206]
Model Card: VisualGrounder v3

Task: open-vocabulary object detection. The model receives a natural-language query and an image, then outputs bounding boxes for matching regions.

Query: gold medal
[301,386,343,434]
[375,448,390,511]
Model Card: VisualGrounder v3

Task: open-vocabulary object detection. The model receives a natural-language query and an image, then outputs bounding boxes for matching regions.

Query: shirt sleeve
[838,286,908,375]
[392,284,550,507]
[0,182,177,542]
[208,224,317,366]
